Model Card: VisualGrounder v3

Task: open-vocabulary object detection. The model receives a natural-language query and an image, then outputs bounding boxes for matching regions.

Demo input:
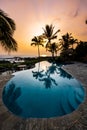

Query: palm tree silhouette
[59,33,78,59]
[60,33,77,50]
[70,38,78,50]
[0,9,17,52]
[31,36,44,58]
[42,24,60,51]
[59,33,72,50]
[47,42,59,58]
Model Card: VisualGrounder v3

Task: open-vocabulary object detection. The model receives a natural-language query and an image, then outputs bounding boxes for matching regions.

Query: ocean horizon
[0,55,37,59]
[0,54,50,59]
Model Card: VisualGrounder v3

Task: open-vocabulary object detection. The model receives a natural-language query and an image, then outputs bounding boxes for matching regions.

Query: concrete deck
[0,62,87,130]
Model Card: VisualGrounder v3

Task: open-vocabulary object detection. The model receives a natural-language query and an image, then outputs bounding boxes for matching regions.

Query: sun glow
[32,22,45,36]
[41,54,47,57]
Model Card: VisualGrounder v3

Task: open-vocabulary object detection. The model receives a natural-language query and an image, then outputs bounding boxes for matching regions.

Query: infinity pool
[2,61,85,118]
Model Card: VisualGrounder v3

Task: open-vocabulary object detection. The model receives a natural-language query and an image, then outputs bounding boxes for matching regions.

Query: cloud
[73,8,80,17]
[69,7,80,18]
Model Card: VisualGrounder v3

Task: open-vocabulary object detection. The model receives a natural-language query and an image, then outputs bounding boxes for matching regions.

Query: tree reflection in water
[2,82,22,115]
[46,62,73,79]
[32,70,44,79]
[32,62,73,88]
[32,62,58,88]
[39,72,58,88]
[58,67,73,79]
[47,63,60,74]
[32,62,44,79]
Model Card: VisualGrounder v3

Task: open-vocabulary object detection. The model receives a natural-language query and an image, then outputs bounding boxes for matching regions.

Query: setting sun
[31,22,45,36]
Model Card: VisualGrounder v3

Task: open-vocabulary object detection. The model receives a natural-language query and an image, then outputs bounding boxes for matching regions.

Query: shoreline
[0,62,87,130]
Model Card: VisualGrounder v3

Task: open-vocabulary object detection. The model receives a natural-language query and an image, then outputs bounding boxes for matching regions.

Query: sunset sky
[0,0,87,57]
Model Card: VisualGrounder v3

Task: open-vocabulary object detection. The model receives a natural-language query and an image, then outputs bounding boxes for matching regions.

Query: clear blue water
[2,61,85,118]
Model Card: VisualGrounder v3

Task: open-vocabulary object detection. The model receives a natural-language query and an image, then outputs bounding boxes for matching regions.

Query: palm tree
[59,33,72,51]
[70,38,78,49]
[47,42,59,58]
[42,24,60,50]
[31,36,44,58]
[60,33,78,50]
[59,33,78,60]
[0,9,17,52]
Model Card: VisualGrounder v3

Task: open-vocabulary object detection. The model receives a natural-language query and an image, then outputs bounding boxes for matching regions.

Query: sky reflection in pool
[2,61,85,118]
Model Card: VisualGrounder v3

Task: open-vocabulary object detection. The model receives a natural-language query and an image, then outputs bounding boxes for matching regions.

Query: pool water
[2,61,85,118]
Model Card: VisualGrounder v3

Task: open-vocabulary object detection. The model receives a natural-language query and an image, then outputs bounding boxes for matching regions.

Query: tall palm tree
[42,24,60,50]
[0,9,17,52]
[31,36,44,58]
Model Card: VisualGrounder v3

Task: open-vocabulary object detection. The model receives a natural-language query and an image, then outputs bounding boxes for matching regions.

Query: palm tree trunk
[52,52,54,58]
[72,44,73,49]
[38,62,40,72]
[55,51,57,57]
[38,44,40,58]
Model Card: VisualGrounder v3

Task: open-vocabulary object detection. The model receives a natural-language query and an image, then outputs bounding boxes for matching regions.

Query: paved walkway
[0,62,87,130]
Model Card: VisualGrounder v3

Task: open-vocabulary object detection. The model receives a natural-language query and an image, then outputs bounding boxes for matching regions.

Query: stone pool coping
[0,62,87,130]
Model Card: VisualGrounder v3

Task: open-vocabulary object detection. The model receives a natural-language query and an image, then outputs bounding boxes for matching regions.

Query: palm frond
[53,29,60,36]
[51,35,57,40]
[31,42,37,46]
[39,43,44,47]
[0,9,16,34]
[0,9,17,52]
[1,34,17,52]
